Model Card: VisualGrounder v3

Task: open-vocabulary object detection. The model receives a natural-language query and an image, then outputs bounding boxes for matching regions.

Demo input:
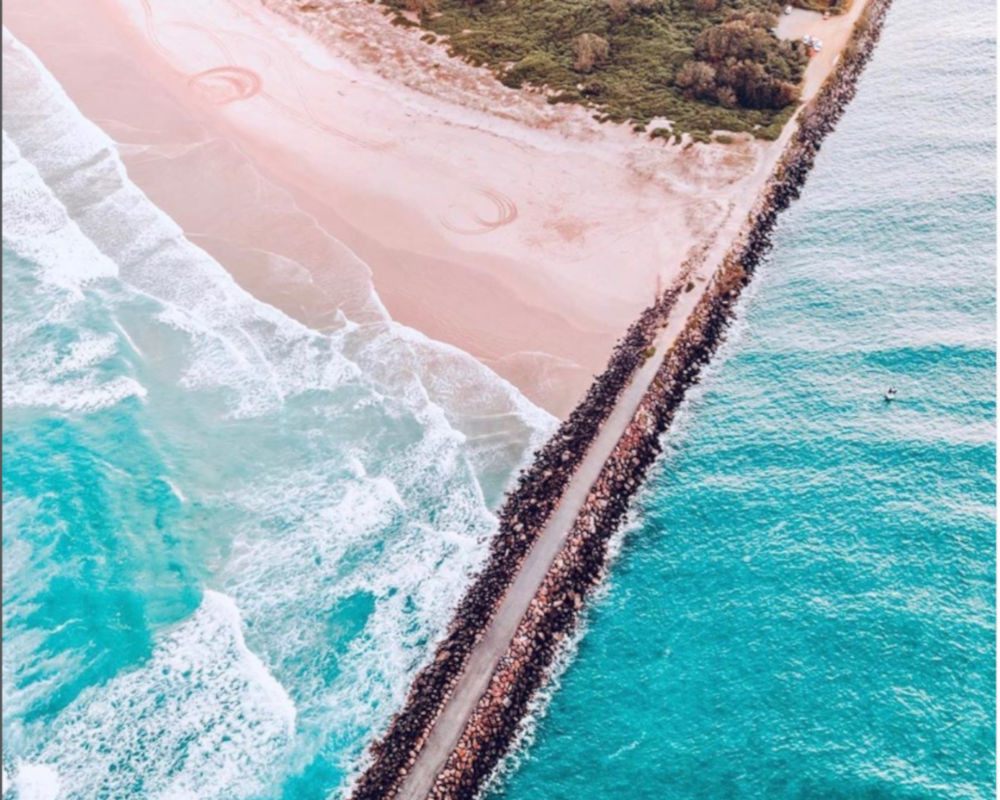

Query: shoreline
[1,0,892,794]
[4,0,861,417]
[348,0,894,795]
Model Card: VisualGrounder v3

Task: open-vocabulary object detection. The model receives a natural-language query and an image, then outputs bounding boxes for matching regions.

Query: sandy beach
[4,0,994,796]
[3,0,862,416]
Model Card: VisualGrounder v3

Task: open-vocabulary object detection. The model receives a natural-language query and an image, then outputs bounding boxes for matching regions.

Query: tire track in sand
[441,187,518,235]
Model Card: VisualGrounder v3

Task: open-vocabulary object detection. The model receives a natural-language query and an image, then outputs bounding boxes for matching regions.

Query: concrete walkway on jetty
[395,273,714,800]
[391,2,872,795]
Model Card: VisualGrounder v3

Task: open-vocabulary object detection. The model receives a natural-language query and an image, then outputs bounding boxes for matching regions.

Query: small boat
[884,387,898,402]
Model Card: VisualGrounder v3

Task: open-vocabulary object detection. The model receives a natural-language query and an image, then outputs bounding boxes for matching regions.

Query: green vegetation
[385,0,811,137]
[793,0,852,13]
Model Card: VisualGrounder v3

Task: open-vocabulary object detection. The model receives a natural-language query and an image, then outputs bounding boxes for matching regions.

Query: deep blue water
[490,0,996,797]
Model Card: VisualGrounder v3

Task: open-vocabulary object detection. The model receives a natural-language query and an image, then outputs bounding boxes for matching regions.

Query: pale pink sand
[2,0,861,415]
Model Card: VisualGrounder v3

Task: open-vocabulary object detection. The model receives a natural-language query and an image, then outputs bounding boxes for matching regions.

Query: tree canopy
[382,0,811,138]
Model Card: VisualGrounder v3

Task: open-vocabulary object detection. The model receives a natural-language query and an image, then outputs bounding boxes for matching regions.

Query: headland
[7,0,863,417]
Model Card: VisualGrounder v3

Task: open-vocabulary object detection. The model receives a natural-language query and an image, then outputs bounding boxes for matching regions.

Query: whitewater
[2,0,995,795]
[2,28,553,800]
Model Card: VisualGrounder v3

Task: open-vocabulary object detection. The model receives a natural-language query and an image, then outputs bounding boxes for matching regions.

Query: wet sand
[3,0,860,416]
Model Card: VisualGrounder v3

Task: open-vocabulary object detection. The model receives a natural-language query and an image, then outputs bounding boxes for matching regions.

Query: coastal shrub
[676,61,718,101]
[502,52,574,88]
[572,33,610,72]
[378,0,815,137]
[607,0,630,22]
[675,10,807,110]
[403,0,437,16]
[547,90,582,104]
[794,0,852,13]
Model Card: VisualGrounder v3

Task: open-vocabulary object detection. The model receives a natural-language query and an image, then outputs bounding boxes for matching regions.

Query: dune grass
[381,0,813,138]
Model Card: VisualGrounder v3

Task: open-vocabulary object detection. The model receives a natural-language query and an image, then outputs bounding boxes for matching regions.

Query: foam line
[13,591,296,800]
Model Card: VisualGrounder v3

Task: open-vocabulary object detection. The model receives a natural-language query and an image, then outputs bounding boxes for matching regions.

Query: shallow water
[1,29,551,800]
[1,0,995,796]
[489,0,996,797]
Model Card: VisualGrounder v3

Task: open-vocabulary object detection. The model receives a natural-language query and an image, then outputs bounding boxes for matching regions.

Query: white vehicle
[784,4,793,13]
[801,34,822,53]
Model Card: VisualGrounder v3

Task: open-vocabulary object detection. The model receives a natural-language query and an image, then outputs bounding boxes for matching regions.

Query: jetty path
[369,0,877,793]
[395,271,714,800]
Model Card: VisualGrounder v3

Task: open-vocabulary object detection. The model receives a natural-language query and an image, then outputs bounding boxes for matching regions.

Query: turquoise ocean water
[490,0,997,797]
[1,0,995,797]
[1,27,550,800]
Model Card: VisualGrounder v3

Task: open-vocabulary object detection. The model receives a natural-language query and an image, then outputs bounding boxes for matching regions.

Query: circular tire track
[441,187,519,235]
[188,66,262,105]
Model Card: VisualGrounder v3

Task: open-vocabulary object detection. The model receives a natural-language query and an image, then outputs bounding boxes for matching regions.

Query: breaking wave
[1,28,554,800]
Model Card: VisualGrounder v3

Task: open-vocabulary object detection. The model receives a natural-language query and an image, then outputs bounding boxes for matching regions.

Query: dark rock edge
[350,0,894,794]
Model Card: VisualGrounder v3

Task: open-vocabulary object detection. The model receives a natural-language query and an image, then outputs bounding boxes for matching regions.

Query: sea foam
[13,591,296,800]
[2,26,554,800]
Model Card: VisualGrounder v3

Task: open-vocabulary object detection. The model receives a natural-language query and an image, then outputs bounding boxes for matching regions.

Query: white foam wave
[2,25,555,799]
[217,445,497,777]
[16,591,295,800]
[3,108,145,413]
[1,130,118,291]
[342,318,555,506]
[7,761,61,800]
[2,326,147,413]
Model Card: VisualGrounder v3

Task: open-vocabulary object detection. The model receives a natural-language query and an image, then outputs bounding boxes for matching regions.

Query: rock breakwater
[349,289,679,800]
[349,0,893,795]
